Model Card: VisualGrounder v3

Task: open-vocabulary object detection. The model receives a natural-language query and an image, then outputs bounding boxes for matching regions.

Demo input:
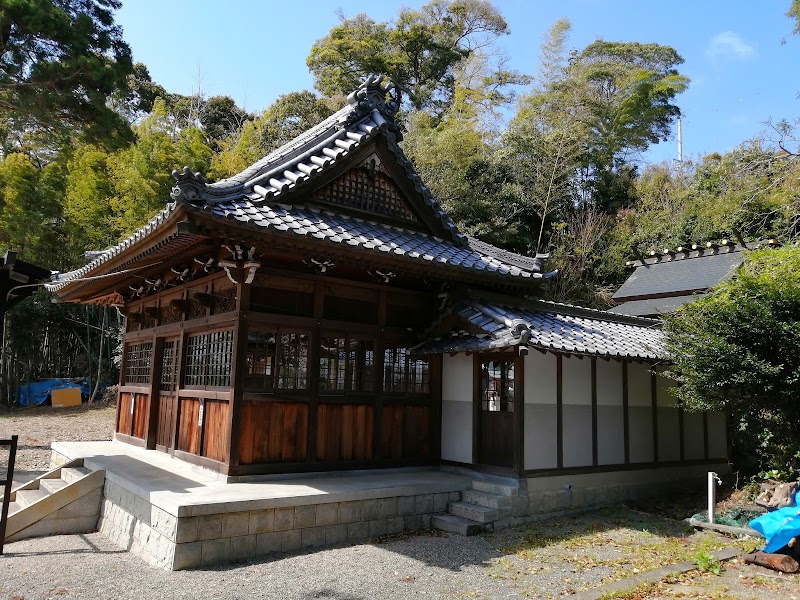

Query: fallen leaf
[400,575,416,583]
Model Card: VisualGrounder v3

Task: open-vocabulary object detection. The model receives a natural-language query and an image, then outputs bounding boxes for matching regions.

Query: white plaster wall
[683,412,705,460]
[707,411,728,459]
[655,367,681,462]
[561,356,592,467]
[441,353,473,464]
[523,352,557,470]
[596,359,624,465]
[627,362,654,463]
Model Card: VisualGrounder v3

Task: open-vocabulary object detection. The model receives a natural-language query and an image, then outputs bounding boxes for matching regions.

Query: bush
[663,246,800,477]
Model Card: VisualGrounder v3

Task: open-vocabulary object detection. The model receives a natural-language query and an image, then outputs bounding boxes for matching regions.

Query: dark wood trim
[173,449,227,473]
[114,432,147,448]
[622,361,630,465]
[513,352,525,475]
[651,367,659,463]
[521,457,730,478]
[176,389,233,400]
[471,354,480,466]
[678,402,685,462]
[145,336,165,449]
[431,353,443,463]
[591,357,598,467]
[227,278,250,467]
[556,354,563,469]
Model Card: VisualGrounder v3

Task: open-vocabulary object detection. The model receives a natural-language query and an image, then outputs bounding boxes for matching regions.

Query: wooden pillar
[512,351,525,475]
[145,336,165,449]
[226,274,251,471]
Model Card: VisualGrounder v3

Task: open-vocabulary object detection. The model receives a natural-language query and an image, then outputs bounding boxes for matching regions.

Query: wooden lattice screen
[311,167,419,222]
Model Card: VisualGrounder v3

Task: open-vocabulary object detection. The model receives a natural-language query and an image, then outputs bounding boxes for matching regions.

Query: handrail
[0,434,18,554]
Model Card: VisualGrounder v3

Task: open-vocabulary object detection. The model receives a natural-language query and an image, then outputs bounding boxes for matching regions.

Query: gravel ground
[2,530,523,600]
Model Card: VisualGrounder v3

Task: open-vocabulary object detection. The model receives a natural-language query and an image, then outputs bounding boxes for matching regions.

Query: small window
[124,342,153,385]
[245,330,277,393]
[384,346,429,394]
[277,333,309,391]
[319,337,375,393]
[184,330,234,387]
[481,360,514,412]
[159,339,180,391]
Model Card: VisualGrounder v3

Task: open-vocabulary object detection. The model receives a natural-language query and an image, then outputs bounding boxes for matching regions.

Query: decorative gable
[309,154,419,223]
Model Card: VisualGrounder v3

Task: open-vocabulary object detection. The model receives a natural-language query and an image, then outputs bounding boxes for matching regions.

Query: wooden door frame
[472,351,524,475]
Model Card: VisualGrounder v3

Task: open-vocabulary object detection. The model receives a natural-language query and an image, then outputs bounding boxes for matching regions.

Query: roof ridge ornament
[343,74,403,141]
[170,166,208,202]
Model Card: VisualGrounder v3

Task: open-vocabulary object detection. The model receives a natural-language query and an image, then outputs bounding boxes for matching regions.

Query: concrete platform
[49,441,470,570]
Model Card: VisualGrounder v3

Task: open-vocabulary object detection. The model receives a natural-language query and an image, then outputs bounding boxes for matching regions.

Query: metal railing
[0,435,18,555]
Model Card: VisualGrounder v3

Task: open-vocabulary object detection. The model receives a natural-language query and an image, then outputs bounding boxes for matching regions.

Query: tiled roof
[613,245,745,300]
[171,74,466,246]
[186,201,554,280]
[52,75,555,292]
[609,295,705,317]
[413,297,663,360]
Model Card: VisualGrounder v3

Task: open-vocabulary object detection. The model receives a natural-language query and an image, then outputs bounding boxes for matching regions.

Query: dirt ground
[1,404,798,599]
[0,402,116,482]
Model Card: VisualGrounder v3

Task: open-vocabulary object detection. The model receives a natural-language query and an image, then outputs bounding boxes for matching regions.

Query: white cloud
[706,31,756,62]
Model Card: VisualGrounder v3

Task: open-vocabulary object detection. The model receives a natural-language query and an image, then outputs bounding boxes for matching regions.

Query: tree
[106,98,212,235]
[307,0,514,115]
[789,0,800,35]
[211,91,336,179]
[663,246,800,477]
[0,0,133,146]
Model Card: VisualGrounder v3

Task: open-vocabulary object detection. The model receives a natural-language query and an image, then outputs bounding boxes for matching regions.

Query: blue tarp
[749,491,800,553]
[18,378,101,407]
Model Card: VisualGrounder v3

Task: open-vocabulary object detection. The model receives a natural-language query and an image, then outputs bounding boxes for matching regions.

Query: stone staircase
[432,479,521,535]
[4,459,105,543]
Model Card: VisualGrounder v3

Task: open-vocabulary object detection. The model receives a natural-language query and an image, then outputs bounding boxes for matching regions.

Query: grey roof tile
[414,297,663,360]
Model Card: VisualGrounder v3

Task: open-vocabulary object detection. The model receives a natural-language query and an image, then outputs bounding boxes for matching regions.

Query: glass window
[159,339,180,391]
[245,330,277,393]
[384,346,429,394]
[481,360,514,412]
[277,333,309,391]
[319,337,375,393]
[184,330,234,387]
[124,342,153,385]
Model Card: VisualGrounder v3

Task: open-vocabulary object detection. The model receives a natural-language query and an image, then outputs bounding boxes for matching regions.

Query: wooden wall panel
[238,401,308,464]
[382,404,432,460]
[131,393,149,440]
[156,394,175,449]
[117,392,133,435]
[316,404,374,462]
[202,400,229,462]
[177,398,201,454]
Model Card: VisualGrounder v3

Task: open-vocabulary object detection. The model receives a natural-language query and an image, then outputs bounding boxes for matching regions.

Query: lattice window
[480,360,514,412]
[383,346,429,394]
[277,333,309,391]
[124,342,153,385]
[213,287,237,314]
[311,168,419,222]
[319,337,375,394]
[184,330,234,387]
[159,339,180,391]
[187,295,207,320]
[245,330,277,393]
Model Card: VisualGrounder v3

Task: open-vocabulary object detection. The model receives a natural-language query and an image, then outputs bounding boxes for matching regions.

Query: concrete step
[470,480,519,497]
[432,514,483,536]
[61,466,91,484]
[15,488,49,508]
[449,501,499,523]
[40,478,69,494]
[6,501,21,516]
[462,489,512,510]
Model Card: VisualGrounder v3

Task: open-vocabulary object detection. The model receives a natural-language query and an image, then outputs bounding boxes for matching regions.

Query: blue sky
[116,1,799,165]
